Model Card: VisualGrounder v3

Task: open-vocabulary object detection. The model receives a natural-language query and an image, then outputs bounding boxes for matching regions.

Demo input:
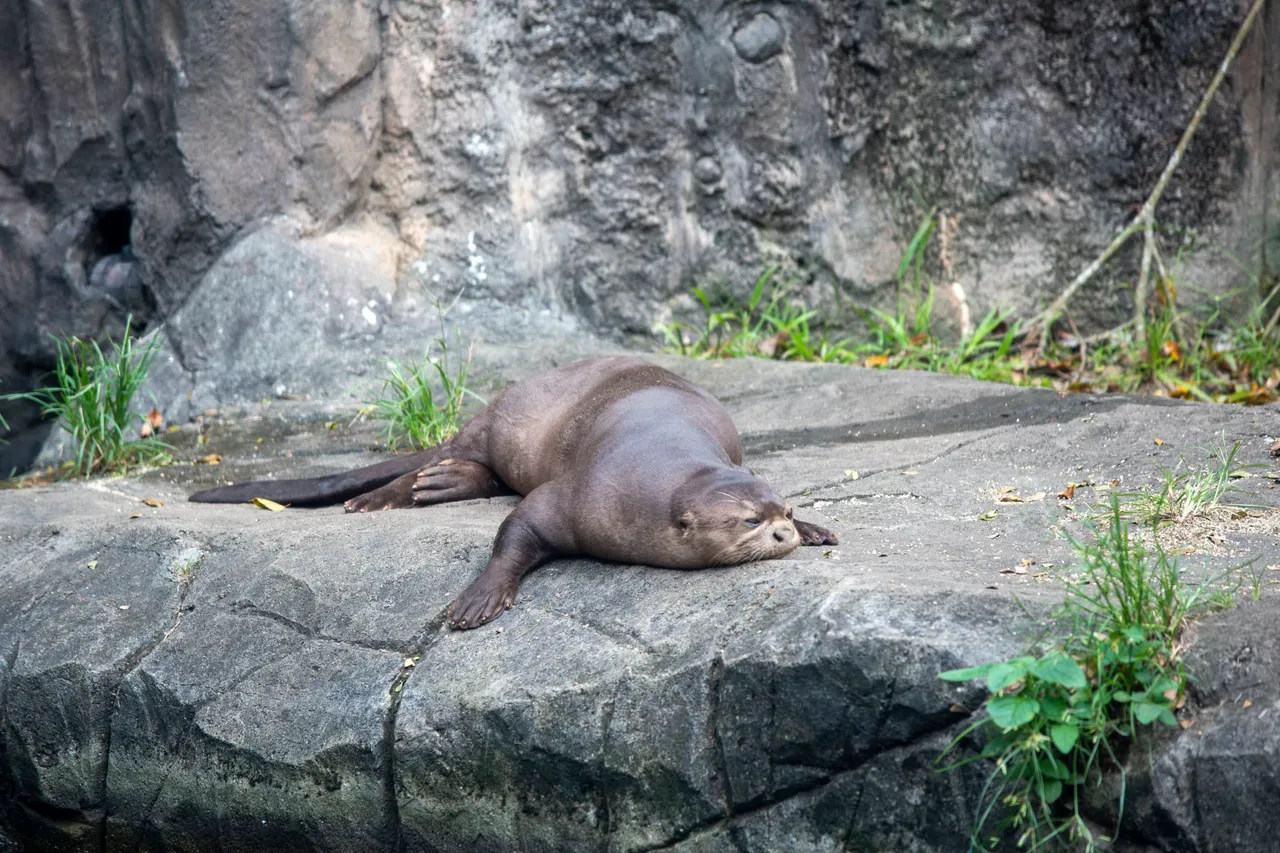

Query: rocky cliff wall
[2,0,1278,470]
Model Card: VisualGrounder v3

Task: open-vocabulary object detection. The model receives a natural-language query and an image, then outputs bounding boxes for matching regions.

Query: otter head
[671,467,801,567]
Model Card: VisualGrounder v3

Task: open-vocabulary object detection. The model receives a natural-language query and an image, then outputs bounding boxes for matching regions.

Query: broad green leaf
[1159,708,1178,727]
[1122,626,1146,643]
[1149,677,1179,696]
[939,662,998,682]
[1113,691,1133,703]
[1037,755,1070,780]
[1031,654,1088,690]
[1134,701,1169,725]
[1041,779,1064,804]
[988,657,1037,692]
[1050,724,1079,754]
[988,694,1039,729]
[1039,696,1069,721]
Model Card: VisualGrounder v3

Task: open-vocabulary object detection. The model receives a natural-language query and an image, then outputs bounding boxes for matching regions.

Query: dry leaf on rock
[139,408,164,438]
[252,497,287,512]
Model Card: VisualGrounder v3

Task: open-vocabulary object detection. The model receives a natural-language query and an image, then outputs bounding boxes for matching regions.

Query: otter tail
[188,449,440,507]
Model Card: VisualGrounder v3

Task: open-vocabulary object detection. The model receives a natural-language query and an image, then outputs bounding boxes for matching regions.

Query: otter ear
[677,510,696,536]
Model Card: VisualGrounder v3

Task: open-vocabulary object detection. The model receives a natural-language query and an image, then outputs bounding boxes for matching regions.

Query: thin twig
[1030,0,1267,351]
[1134,210,1156,345]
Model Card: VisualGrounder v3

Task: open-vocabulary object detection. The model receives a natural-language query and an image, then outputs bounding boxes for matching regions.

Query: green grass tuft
[659,265,857,363]
[0,318,168,477]
[366,317,479,452]
[1110,437,1262,527]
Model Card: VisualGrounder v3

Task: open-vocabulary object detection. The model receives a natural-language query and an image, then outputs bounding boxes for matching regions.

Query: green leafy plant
[940,500,1243,852]
[367,318,478,452]
[0,318,168,477]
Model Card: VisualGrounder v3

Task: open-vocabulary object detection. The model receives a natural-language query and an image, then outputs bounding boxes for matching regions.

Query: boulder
[3,357,1279,851]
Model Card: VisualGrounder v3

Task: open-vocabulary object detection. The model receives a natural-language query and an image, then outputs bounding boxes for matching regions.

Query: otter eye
[744,519,761,528]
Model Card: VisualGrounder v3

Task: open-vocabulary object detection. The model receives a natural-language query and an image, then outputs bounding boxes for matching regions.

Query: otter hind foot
[794,519,839,546]
[343,471,418,513]
[449,572,518,630]
[412,459,509,506]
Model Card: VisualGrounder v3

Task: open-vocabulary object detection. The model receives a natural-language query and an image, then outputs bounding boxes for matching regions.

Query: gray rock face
[3,357,1280,852]
[3,0,1277,470]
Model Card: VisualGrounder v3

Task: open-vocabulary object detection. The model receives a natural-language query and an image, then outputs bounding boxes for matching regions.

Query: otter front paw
[794,519,839,546]
[448,577,517,630]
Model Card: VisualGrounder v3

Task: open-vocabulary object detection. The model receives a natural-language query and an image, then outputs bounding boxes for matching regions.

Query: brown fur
[190,357,837,629]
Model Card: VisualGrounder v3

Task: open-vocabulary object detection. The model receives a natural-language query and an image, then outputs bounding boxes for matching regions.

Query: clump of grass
[658,214,1031,384]
[661,212,1280,405]
[659,265,856,363]
[0,318,168,477]
[366,316,478,452]
[1111,437,1261,527]
[940,500,1247,852]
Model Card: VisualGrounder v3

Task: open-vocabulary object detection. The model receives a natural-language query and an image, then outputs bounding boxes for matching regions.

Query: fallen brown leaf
[1243,699,1254,709]
[1154,437,1164,446]
[865,354,889,368]
[756,331,788,358]
[196,453,222,465]
[1057,484,1077,500]
[1179,719,1195,729]
[252,497,288,512]
[142,498,163,508]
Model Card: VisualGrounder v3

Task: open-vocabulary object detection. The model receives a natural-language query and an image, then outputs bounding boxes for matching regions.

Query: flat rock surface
[3,355,1279,853]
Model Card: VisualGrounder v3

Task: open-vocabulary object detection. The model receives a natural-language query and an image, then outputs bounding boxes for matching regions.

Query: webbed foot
[413,459,509,506]
[795,518,839,546]
[448,571,518,630]
[343,471,417,513]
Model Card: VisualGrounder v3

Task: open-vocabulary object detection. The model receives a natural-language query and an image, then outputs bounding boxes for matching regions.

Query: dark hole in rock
[86,204,154,328]
[89,204,133,264]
